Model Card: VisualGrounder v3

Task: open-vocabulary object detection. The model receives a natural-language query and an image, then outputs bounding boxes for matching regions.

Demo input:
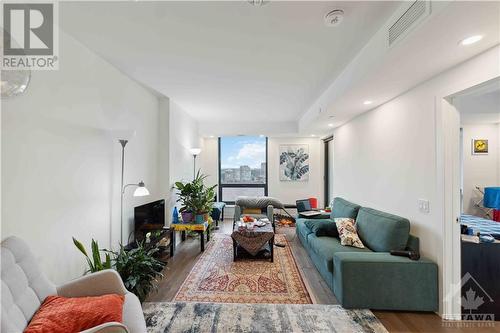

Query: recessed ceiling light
[209,135,215,138]
[459,35,483,46]
[311,134,316,137]
[328,123,334,127]
[363,100,373,105]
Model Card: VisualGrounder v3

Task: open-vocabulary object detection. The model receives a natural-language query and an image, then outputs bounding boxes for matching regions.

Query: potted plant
[174,171,216,223]
[72,237,165,302]
[108,243,165,302]
[174,180,195,223]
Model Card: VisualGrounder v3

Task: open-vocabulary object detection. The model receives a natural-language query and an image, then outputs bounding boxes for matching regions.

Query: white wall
[332,45,500,314]
[268,137,323,206]
[1,31,169,284]
[200,137,219,189]
[461,124,500,215]
[167,101,200,225]
[199,136,324,208]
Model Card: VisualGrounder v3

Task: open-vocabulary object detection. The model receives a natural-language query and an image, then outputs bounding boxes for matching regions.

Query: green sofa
[296,197,438,311]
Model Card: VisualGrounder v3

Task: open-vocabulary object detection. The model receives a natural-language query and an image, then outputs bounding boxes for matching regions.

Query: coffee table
[231,221,274,262]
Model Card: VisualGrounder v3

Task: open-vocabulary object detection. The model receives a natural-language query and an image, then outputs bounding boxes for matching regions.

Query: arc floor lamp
[119,138,150,244]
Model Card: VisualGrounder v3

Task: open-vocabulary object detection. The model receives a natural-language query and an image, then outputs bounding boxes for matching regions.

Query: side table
[170,221,210,256]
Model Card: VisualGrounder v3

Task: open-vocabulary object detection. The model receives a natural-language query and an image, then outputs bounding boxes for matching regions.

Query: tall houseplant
[174,170,216,223]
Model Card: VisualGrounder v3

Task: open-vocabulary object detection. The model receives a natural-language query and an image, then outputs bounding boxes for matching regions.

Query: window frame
[218,136,268,204]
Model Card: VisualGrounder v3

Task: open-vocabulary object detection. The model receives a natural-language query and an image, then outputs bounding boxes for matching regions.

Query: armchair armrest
[266,205,274,222]
[57,269,128,297]
[81,322,128,333]
[332,252,438,311]
[234,205,242,221]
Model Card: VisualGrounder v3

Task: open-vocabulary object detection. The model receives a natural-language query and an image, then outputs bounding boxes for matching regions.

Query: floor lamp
[119,139,150,244]
[190,148,202,179]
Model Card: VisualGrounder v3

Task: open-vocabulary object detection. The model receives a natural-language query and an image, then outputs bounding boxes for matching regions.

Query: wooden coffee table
[231,221,274,262]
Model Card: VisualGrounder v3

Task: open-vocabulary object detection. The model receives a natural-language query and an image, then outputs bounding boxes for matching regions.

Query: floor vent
[388,0,431,47]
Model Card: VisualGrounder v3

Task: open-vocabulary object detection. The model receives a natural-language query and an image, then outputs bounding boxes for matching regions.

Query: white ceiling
[301,0,500,135]
[59,1,400,123]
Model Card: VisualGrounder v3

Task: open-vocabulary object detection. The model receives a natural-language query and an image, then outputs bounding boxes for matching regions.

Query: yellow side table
[169,219,211,256]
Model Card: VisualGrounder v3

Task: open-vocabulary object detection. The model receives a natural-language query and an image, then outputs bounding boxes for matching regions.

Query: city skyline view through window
[220,136,267,184]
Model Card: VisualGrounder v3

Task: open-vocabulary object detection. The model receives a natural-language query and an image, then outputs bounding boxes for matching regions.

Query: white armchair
[1,236,146,333]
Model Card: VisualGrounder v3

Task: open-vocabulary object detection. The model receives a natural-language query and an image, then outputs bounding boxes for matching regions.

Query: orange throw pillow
[25,294,125,333]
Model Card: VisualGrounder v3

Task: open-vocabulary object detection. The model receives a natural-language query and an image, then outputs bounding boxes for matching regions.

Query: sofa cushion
[296,219,314,243]
[331,198,361,220]
[356,208,410,252]
[307,234,371,273]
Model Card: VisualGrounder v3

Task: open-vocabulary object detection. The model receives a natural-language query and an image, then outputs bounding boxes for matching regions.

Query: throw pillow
[315,221,339,237]
[25,294,124,333]
[242,208,261,215]
[335,218,365,248]
[303,219,330,234]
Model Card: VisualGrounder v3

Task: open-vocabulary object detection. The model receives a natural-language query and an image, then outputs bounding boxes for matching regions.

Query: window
[218,136,268,203]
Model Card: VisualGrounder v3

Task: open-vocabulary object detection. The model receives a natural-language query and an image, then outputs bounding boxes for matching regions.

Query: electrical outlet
[418,199,430,214]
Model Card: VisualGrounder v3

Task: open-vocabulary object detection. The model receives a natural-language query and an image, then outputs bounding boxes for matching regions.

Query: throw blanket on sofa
[235,196,284,209]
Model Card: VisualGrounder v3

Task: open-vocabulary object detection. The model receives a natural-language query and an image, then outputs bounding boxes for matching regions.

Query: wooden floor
[147,219,500,333]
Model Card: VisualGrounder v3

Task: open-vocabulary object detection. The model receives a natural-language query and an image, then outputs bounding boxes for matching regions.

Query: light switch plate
[418,199,430,213]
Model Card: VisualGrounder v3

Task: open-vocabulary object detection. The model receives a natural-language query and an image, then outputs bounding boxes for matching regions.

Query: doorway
[443,77,500,320]
[323,136,333,208]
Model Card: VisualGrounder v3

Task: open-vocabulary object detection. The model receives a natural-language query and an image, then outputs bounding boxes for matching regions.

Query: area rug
[173,233,312,304]
[142,302,388,333]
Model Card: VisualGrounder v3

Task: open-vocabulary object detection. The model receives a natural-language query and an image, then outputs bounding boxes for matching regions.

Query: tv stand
[125,228,171,263]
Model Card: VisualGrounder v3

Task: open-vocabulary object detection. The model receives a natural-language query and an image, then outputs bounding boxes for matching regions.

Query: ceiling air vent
[388,0,431,47]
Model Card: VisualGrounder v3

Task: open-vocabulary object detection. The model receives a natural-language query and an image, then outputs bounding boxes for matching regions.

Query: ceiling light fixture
[324,9,344,27]
[363,100,373,105]
[311,134,316,137]
[328,123,334,127]
[459,35,483,46]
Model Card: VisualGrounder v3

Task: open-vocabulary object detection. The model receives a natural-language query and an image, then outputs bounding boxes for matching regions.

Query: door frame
[439,76,500,319]
[323,135,333,207]
[438,97,462,320]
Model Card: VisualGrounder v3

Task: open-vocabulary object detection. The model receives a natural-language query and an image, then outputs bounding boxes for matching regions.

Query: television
[134,199,165,236]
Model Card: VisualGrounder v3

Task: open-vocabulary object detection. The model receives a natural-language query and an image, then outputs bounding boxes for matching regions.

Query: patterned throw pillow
[335,218,365,248]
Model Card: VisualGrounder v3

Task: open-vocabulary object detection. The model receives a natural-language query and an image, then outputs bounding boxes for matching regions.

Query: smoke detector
[248,0,269,6]
[324,10,344,27]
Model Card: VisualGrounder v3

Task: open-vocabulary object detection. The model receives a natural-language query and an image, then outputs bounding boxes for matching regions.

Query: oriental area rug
[173,233,312,304]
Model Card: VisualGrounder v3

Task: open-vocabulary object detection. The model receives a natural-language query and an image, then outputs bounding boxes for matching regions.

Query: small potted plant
[174,180,195,223]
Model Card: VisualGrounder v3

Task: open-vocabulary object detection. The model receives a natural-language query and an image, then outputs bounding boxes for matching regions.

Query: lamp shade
[133,181,150,197]
[484,187,500,209]
[190,148,202,156]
